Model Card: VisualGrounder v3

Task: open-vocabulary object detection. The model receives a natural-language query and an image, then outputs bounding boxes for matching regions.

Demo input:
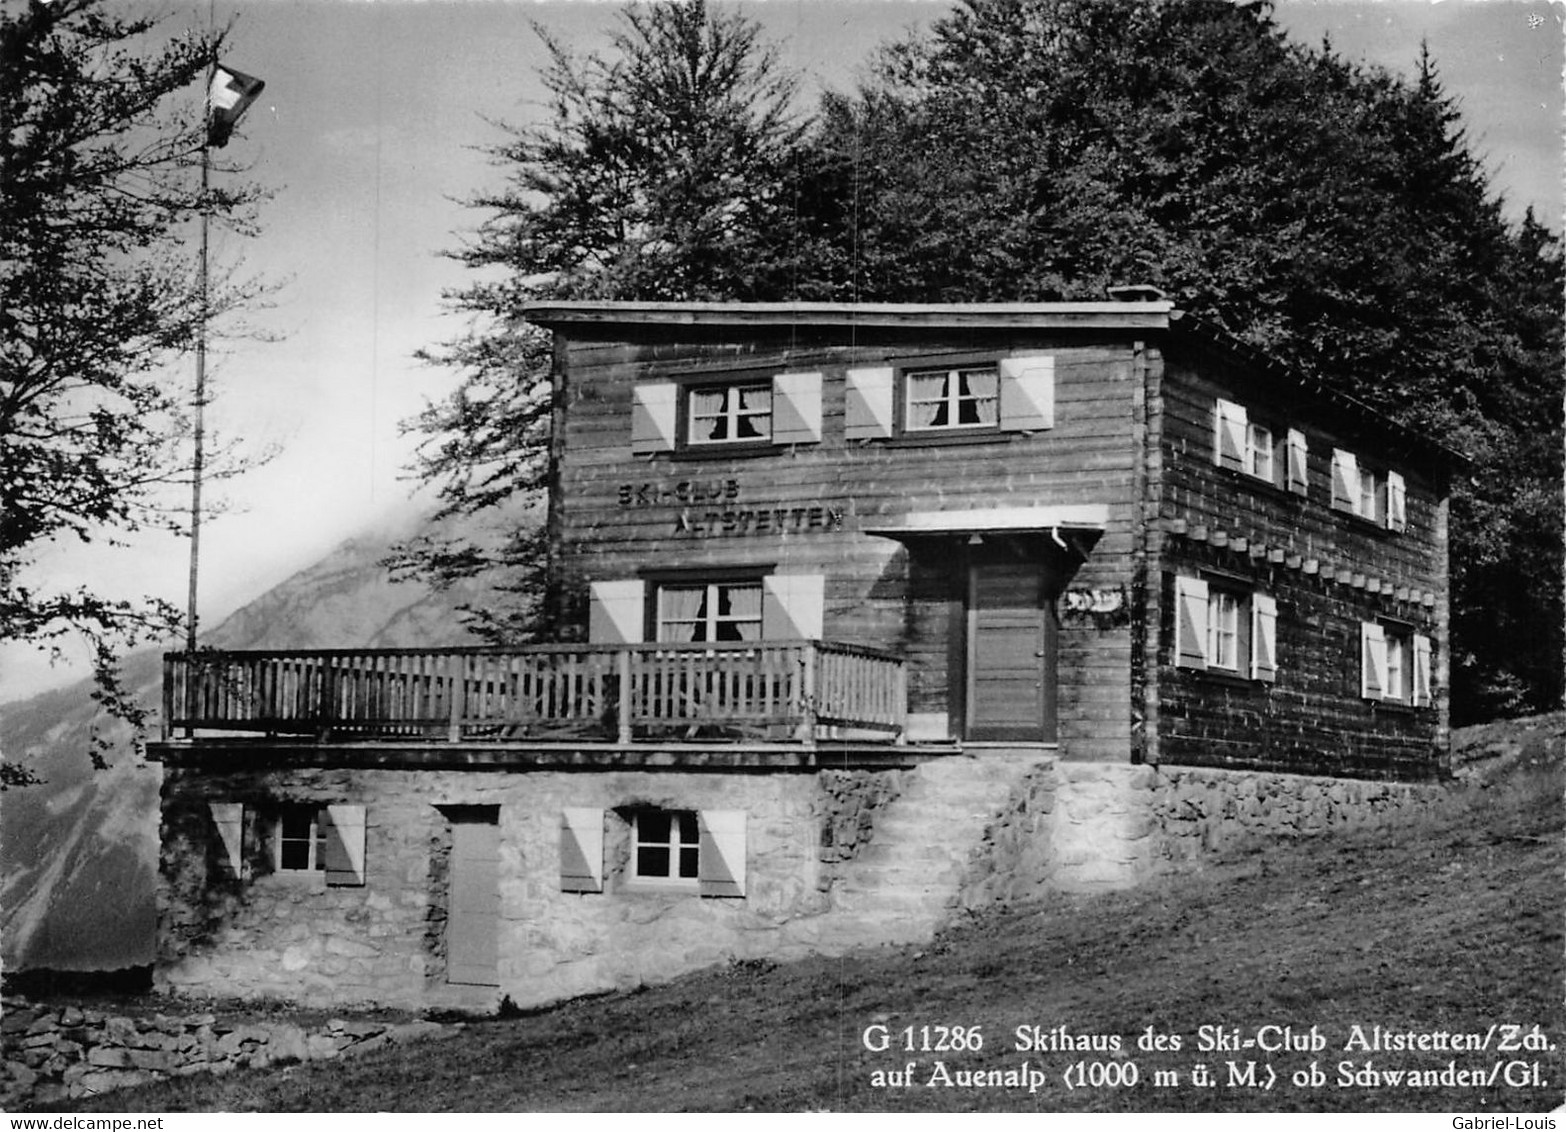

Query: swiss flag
[207,64,265,148]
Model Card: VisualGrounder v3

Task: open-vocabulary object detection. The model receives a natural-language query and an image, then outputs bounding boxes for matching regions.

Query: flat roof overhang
[520,299,1176,332]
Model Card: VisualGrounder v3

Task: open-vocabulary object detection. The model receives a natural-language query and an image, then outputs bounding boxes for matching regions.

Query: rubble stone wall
[0,998,452,1109]
[963,759,1452,901]
[157,764,904,1013]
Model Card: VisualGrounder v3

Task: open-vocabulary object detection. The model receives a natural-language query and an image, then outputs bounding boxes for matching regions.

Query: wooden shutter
[771,371,822,445]
[209,803,244,879]
[1174,575,1209,670]
[321,804,367,887]
[559,808,604,893]
[1250,594,1278,683]
[762,574,825,640]
[1412,634,1433,707]
[588,579,646,643]
[998,355,1054,432]
[1331,449,1359,513]
[1213,399,1247,470]
[1360,622,1387,700]
[1386,471,1407,532]
[1286,429,1309,495]
[697,810,747,898]
[630,381,677,453]
[844,367,894,439]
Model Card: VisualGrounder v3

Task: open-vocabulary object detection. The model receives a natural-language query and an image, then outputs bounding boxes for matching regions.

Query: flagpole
[187,56,212,656]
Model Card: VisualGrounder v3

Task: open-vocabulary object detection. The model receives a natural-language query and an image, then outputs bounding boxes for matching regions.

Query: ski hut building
[151,298,1457,1010]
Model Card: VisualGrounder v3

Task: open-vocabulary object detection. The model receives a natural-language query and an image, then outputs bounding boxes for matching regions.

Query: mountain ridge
[0,505,492,971]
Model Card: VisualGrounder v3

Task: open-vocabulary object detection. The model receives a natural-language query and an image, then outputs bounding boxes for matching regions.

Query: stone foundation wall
[0,998,451,1109]
[1148,763,1453,864]
[962,759,1453,903]
[158,765,905,1012]
[156,756,1456,1015]
[814,768,905,891]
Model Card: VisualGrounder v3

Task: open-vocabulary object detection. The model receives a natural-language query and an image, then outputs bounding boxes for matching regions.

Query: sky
[3,0,1562,703]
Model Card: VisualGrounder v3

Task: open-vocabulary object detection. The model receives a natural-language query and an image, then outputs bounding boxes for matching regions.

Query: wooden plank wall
[1148,342,1449,780]
[549,324,1142,757]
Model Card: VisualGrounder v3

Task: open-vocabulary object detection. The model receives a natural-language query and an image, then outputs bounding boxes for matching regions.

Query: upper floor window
[845,354,1053,440]
[1246,422,1274,482]
[904,366,1000,432]
[1333,450,1407,532]
[1213,399,1285,489]
[687,382,772,446]
[631,371,821,454]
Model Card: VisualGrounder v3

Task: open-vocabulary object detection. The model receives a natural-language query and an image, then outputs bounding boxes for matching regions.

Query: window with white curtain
[686,382,772,445]
[904,366,1000,431]
[656,582,763,642]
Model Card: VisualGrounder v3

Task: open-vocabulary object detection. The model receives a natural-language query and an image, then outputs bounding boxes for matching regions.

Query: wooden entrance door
[447,817,500,987]
[966,556,1056,742]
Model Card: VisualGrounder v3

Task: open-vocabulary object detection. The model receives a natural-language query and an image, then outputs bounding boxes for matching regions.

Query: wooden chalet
[149,299,1457,1009]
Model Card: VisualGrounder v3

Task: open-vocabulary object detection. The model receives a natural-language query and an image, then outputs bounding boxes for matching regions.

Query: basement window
[630,809,701,885]
[272,806,326,874]
[261,804,367,886]
[562,807,748,897]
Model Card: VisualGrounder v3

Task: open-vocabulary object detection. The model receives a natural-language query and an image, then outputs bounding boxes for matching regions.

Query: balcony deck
[161,641,907,748]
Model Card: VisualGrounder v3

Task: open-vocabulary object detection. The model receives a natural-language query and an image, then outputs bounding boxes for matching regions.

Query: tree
[395,0,821,640]
[804,0,1562,721]
[1,0,266,780]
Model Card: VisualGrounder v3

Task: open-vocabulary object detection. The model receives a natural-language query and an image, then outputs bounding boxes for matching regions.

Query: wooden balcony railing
[162,641,906,745]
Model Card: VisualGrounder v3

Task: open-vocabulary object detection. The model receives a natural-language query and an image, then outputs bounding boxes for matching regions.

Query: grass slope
[50,717,1565,1113]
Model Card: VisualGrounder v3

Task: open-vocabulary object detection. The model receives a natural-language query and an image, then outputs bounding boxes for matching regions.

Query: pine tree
[806,0,1562,720]
[396,0,819,641]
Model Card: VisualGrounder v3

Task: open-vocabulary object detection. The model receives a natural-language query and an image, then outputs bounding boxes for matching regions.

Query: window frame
[900,363,1003,435]
[654,578,766,643]
[1332,448,1405,531]
[627,809,702,889]
[682,379,775,449]
[1206,588,1244,673]
[1213,398,1287,489]
[1359,465,1382,525]
[1173,573,1276,682]
[1362,620,1430,707]
[270,806,327,876]
[1246,422,1275,484]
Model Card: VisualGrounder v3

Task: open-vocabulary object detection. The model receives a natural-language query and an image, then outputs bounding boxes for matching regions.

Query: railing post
[317,656,336,742]
[799,644,817,745]
[893,659,908,745]
[448,653,465,742]
[162,654,174,741]
[616,648,633,745]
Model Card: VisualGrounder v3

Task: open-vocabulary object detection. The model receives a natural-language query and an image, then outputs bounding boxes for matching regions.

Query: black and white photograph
[1,0,1562,1115]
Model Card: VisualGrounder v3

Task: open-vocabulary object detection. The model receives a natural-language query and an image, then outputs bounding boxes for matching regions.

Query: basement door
[447,816,500,987]
[965,555,1057,742]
